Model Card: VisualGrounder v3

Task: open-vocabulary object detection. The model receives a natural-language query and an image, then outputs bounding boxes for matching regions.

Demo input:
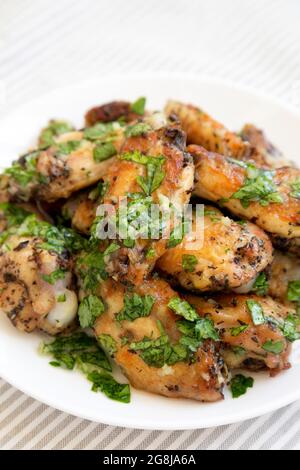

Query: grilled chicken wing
[93,125,194,284]
[157,206,273,292]
[85,100,144,127]
[190,145,300,255]
[4,125,124,203]
[240,124,289,167]
[165,100,272,167]
[184,293,294,375]
[0,235,78,334]
[92,277,226,401]
[268,251,300,304]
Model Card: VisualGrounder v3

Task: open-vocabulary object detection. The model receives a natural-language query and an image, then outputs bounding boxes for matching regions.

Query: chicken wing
[92,125,194,284]
[92,277,226,402]
[165,100,272,167]
[184,293,295,375]
[190,145,300,255]
[157,206,273,292]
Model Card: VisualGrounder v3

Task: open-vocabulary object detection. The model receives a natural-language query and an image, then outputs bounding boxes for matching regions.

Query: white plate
[1,75,300,430]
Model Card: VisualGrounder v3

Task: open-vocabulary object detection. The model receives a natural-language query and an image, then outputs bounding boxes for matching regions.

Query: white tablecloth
[0,0,300,450]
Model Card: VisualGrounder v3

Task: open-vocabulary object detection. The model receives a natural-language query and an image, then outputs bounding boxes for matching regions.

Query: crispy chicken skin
[99,125,194,284]
[5,129,124,203]
[184,293,293,374]
[268,251,300,304]
[62,187,99,234]
[165,100,271,167]
[85,100,143,127]
[93,277,226,402]
[0,236,78,334]
[157,206,273,292]
[240,124,289,167]
[190,145,300,254]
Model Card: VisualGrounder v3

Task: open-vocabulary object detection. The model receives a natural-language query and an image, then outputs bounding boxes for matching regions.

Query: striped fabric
[0,0,300,450]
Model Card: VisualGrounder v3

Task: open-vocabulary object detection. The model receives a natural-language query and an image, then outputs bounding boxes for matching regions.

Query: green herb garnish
[120,151,165,195]
[116,293,155,322]
[87,371,130,403]
[262,340,285,354]
[42,269,66,285]
[78,295,105,328]
[230,324,248,336]
[93,142,117,162]
[246,299,265,325]
[125,123,151,137]
[252,272,269,296]
[182,254,197,272]
[230,374,254,398]
[131,97,146,115]
[39,120,74,148]
[98,334,117,357]
[290,179,300,199]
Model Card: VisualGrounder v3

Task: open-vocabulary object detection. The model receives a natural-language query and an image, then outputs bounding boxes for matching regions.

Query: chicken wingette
[184,293,298,375]
[90,277,226,402]
[157,206,273,292]
[0,214,85,334]
[190,145,300,256]
[91,124,194,284]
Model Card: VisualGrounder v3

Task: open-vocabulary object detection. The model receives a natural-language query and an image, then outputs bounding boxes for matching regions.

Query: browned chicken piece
[190,145,300,255]
[4,126,125,203]
[157,206,273,292]
[240,124,289,167]
[94,125,194,284]
[268,251,300,304]
[85,100,143,127]
[184,293,294,375]
[92,277,226,402]
[62,186,100,234]
[0,235,78,334]
[165,100,271,167]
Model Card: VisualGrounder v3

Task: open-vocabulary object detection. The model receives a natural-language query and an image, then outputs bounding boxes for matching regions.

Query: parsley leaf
[4,151,41,187]
[125,122,151,137]
[120,151,165,195]
[290,178,300,199]
[231,162,283,208]
[87,371,130,403]
[116,293,155,322]
[56,140,81,155]
[0,203,31,227]
[262,340,285,354]
[78,295,105,328]
[230,374,254,398]
[246,299,265,325]
[168,297,199,322]
[167,219,190,248]
[182,254,197,272]
[287,281,300,302]
[98,334,117,357]
[230,324,248,336]
[42,269,66,285]
[252,272,269,296]
[131,97,146,115]
[93,142,117,161]
[39,120,74,148]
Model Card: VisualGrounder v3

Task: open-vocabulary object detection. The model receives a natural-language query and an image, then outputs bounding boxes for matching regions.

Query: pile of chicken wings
[1,97,300,403]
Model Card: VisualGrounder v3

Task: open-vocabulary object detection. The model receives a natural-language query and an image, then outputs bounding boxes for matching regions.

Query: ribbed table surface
[0,0,300,450]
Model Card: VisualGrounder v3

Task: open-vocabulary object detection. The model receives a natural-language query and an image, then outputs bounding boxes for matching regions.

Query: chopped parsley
[98,334,117,357]
[78,295,105,328]
[116,293,155,322]
[290,179,300,199]
[131,97,146,115]
[262,340,285,354]
[93,142,117,162]
[168,297,199,322]
[125,122,151,137]
[41,332,130,403]
[182,254,197,272]
[167,219,190,248]
[42,269,66,285]
[4,151,41,187]
[252,272,269,296]
[56,140,81,156]
[57,293,66,303]
[83,122,120,141]
[230,324,248,336]
[87,371,130,403]
[287,281,300,303]
[39,120,74,148]
[230,374,254,398]
[230,161,283,208]
[120,151,165,195]
[0,203,31,228]
[246,299,265,325]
